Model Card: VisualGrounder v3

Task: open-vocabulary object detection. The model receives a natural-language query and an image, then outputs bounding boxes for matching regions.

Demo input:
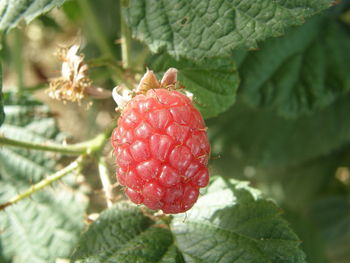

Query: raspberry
[111,69,210,214]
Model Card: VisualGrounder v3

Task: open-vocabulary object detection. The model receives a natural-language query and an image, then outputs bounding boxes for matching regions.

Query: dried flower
[48,44,92,103]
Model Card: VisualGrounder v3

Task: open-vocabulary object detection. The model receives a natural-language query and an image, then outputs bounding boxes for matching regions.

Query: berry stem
[87,57,136,90]
[20,83,48,93]
[0,128,114,210]
[78,0,135,90]
[0,127,113,155]
[85,86,112,99]
[98,157,114,208]
[0,156,85,210]
[120,0,132,69]
[11,29,24,92]
[0,136,87,155]
[78,0,115,59]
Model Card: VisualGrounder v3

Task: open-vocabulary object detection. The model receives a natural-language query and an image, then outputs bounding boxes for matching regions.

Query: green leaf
[0,0,67,32]
[235,14,350,117]
[171,177,306,263]
[311,197,350,263]
[208,94,350,168]
[148,53,239,118]
[0,94,88,263]
[71,203,183,263]
[72,178,305,263]
[125,0,332,60]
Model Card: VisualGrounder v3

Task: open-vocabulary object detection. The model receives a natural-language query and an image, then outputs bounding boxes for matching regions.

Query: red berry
[125,188,143,204]
[112,71,210,214]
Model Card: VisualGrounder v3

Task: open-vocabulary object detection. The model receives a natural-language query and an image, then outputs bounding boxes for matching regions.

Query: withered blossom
[48,44,92,103]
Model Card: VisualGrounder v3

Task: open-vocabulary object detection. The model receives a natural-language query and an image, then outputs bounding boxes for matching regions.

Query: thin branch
[78,0,119,85]
[12,29,24,92]
[120,0,132,69]
[87,57,136,90]
[78,0,135,90]
[22,83,48,93]
[78,0,115,59]
[0,126,113,156]
[0,156,85,210]
[23,84,113,100]
[85,86,112,99]
[98,157,114,208]
[0,136,86,155]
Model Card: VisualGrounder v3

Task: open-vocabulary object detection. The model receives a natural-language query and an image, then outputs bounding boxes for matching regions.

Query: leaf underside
[0,94,87,263]
[0,0,67,32]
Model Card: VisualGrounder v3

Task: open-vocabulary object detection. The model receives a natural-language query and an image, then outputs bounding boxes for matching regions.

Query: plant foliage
[235,14,350,117]
[149,53,239,118]
[0,94,88,263]
[0,0,68,31]
[0,0,349,262]
[125,0,332,60]
[72,178,305,263]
